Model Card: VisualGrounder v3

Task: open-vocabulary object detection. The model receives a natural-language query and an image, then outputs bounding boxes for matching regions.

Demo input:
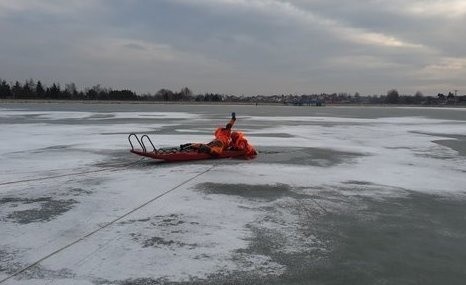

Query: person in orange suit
[229,131,257,157]
[180,113,236,155]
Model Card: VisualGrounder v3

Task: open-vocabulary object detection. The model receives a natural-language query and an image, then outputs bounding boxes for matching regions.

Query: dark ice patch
[130,233,197,249]
[255,147,363,167]
[154,214,185,227]
[307,191,466,285]
[175,198,335,284]
[8,145,73,155]
[127,214,198,249]
[31,145,73,153]
[0,248,22,275]
[193,189,466,285]
[342,180,375,186]
[115,277,171,285]
[433,138,466,157]
[68,187,93,196]
[142,237,196,249]
[198,183,306,201]
[88,113,114,119]
[252,133,295,138]
[411,132,466,158]
[117,217,151,225]
[16,265,75,281]
[142,236,176,247]
[0,248,75,281]
[120,214,183,226]
[1,197,76,224]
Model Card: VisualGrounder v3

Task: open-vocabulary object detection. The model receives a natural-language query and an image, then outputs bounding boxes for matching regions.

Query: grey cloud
[0,0,465,96]
[123,43,147,51]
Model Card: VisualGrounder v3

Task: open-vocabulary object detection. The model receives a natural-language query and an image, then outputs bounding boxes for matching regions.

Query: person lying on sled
[229,131,257,157]
[180,112,236,155]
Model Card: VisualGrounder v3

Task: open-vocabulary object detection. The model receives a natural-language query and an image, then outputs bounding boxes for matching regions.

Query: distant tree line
[0,79,138,101]
[1,78,465,105]
[140,87,224,102]
[0,79,227,102]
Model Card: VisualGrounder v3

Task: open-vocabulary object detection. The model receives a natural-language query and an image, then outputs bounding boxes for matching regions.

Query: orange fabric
[214,119,235,145]
[207,139,224,154]
[208,144,223,155]
[230,131,257,157]
[183,118,238,156]
[214,128,231,146]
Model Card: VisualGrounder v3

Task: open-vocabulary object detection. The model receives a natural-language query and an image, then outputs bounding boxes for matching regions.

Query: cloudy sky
[1,0,465,96]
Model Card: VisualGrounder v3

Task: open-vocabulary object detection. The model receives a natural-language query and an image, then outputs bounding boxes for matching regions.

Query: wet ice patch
[0,197,77,224]
[125,214,199,249]
[232,253,286,277]
[198,182,295,201]
[247,115,466,125]
[194,181,334,276]
[255,146,363,166]
[112,111,201,120]
[0,247,21,275]
[0,110,94,120]
[307,190,466,284]
[0,110,201,121]
[434,138,466,157]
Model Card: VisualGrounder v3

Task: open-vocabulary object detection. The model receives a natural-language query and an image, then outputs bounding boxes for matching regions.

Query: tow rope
[0,164,216,284]
[0,159,145,187]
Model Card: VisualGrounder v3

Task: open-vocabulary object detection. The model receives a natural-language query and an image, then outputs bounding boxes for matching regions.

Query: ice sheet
[1,107,466,284]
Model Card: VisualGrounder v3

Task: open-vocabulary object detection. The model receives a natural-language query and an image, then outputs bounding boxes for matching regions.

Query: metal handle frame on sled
[128,133,157,153]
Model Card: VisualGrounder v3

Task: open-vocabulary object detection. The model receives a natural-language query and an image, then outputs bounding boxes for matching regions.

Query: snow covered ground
[0,104,466,284]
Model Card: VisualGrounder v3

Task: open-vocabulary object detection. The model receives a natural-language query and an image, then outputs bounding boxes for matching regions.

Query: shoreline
[0,99,259,105]
[1,99,465,108]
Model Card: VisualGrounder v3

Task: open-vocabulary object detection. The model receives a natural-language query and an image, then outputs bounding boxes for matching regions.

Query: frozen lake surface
[1,103,466,284]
